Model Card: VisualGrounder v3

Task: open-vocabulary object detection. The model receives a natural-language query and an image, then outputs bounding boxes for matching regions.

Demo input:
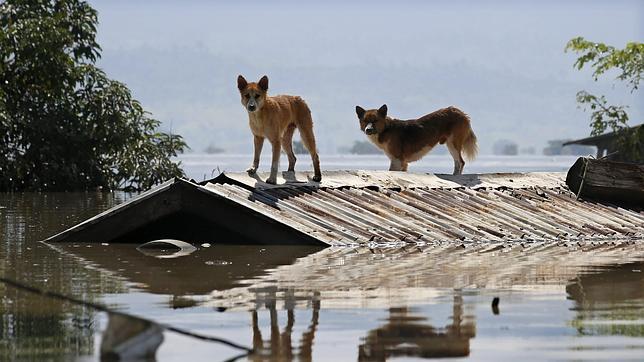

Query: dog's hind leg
[294,100,321,182]
[298,126,322,182]
[300,127,321,182]
[282,124,297,172]
[401,161,409,172]
[389,158,404,171]
[447,141,465,175]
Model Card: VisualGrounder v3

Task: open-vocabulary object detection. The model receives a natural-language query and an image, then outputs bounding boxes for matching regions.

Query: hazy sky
[91,0,643,154]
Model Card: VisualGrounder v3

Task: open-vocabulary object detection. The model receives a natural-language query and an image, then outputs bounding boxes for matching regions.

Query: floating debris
[492,297,500,315]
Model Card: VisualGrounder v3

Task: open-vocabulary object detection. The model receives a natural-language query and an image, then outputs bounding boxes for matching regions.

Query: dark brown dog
[355,105,478,174]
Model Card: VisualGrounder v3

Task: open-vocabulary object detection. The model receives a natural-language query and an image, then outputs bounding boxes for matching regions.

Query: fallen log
[566,157,644,207]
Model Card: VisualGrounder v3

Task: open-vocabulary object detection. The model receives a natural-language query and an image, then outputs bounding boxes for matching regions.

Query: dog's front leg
[247,135,264,175]
[266,139,281,184]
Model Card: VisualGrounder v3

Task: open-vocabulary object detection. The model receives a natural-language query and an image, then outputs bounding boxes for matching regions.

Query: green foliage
[0,0,187,191]
[566,37,644,161]
[574,91,629,137]
[566,37,643,91]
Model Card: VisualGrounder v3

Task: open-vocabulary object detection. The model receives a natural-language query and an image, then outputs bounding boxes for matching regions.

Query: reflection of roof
[46,170,644,246]
[52,232,644,310]
[563,124,643,146]
[52,243,321,295]
[202,242,644,311]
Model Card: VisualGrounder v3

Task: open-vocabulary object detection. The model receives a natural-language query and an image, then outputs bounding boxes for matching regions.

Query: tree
[565,37,644,161]
[0,0,187,191]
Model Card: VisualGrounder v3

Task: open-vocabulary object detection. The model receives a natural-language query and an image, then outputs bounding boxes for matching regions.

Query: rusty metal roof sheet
[205,171,644,246]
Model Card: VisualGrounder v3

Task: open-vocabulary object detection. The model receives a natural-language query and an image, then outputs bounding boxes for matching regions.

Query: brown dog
[237,75,322,184]
[355,104,478,174]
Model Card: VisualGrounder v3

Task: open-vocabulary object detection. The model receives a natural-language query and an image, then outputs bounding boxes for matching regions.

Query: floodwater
[2,155,644,361]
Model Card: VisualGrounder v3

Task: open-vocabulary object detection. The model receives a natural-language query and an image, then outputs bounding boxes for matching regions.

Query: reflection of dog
[355,104,478,175]
[237,75,322,184]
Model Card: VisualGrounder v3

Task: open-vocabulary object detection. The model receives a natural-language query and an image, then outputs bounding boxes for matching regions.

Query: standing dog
[355,104,478,175]
[237,75,322,184]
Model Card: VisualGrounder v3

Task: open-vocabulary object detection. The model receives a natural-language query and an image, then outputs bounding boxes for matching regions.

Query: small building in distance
[493,139,518,156]
[543,139,594,156]
[563,124,643,163]
[204,144,225,154]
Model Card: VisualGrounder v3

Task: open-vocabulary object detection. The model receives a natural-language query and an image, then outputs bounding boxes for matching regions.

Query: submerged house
[44,171,644,247]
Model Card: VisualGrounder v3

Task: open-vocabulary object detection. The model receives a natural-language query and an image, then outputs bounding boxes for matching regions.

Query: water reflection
[359,297,476,360]
[250,293,320,361]
[53,241,644,361]
[567,262,644,337]
[3,192,644,360]
[53,244,323,297]
[100,314,164,361]
[246,294,477,361]
[204,244,644,310]
[1,192,130,360]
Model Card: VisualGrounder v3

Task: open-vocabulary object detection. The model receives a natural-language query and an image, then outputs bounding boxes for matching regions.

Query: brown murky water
[2,191,644,361]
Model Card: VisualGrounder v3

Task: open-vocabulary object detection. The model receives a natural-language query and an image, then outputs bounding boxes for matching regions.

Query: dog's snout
[246,98,258,112]
[365,123,376,135]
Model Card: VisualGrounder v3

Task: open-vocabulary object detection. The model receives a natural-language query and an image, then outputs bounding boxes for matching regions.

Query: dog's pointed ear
[356,106,366,119]
[258,75,269,91]
[237,75,248,91]
[378,104,388,117]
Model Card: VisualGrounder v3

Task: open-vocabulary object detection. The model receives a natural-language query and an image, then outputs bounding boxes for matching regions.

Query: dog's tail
[462,127,478,162]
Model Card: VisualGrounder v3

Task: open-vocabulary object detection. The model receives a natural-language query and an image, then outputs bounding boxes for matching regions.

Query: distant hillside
[98,46,642,154]
[93,1,643,154]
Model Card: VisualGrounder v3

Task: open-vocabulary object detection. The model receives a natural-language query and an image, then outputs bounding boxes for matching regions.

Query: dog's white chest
[367,133,388,152]
[248,113,263,136]
[367,133,380,144]
[367,134,391,156]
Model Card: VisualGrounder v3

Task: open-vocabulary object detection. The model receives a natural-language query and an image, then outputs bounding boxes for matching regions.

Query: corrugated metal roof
[46,171,643,246]
[212,170,567,190]
[206,171,644,246]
